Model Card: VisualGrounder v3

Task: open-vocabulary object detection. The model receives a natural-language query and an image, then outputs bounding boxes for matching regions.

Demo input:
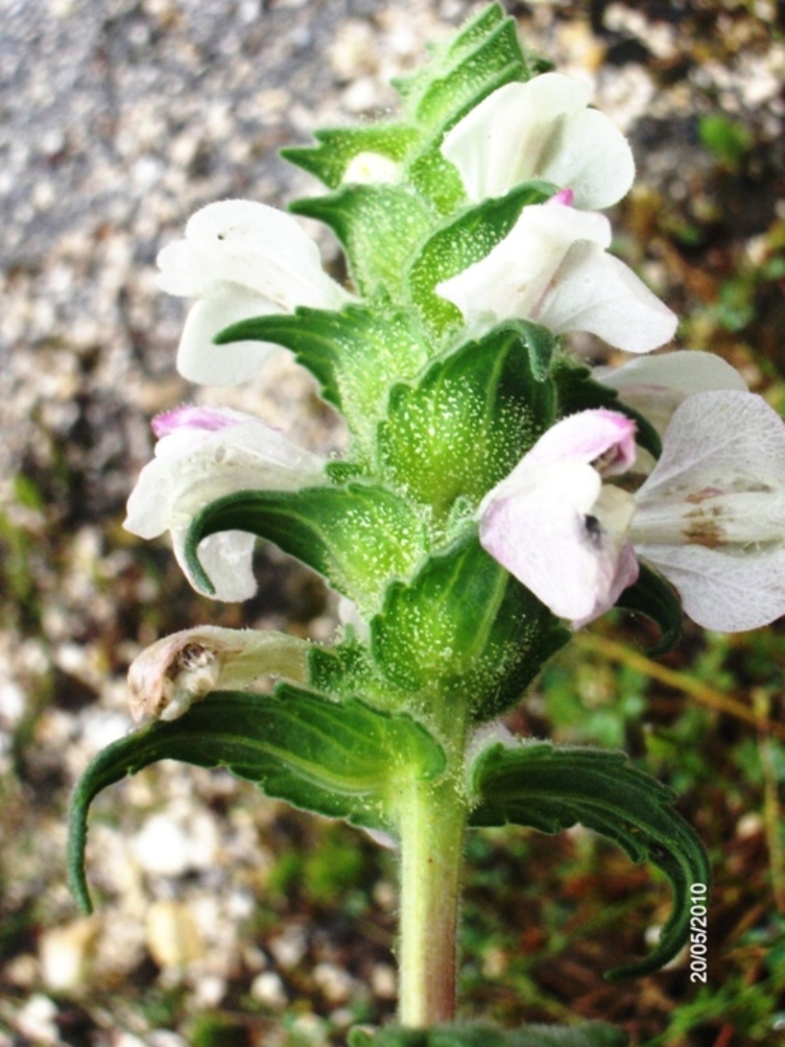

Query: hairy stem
[396,775,469,1026]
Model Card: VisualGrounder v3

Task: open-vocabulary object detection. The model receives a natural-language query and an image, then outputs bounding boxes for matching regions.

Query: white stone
[313,961,357,1003]
[269,924,307,969]
[15,995,59,1044]
[131,807,218,877]
[251,970,288,1009]
[145,899,204,969]
[39,917,98,990]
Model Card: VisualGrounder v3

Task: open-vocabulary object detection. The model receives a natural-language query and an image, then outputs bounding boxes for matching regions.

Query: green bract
[469,742,711,979]
[376,321,555,520]
[69,688,446,913]
[186,482,428,617]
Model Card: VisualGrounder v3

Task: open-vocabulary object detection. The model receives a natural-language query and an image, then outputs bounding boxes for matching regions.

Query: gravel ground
[1,1,783,1044]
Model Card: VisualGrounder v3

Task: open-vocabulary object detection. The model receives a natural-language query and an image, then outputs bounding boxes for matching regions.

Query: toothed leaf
[215,304,429,451]
[371,532,569,718]
[186,483,426,614]
[469,742,711,980]
[69,687,446,912]
[377,321,556,516]
[291,185,434,300]
[394,5,528,132]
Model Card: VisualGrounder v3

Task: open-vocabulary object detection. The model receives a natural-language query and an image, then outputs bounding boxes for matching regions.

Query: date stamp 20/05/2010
[689,882,709,983]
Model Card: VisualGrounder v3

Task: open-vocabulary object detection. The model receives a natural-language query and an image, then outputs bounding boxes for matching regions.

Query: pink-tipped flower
[124,406,326,601]
[478,409,640,625]
[479,392,785,632]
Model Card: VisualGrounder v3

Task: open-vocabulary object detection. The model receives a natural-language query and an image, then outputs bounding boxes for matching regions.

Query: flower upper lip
[156,199,351,387]
[435,200,678,354]
[477,409,640,624]
[440,73,636,211]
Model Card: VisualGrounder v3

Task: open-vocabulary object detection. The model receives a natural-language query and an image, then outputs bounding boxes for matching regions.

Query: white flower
[436,198,677,353]
[157,200,351,386]
[128,625,310,723]
[632,390,785,631]
[479,391,785,632]
[124,405,326,601]
[596,350,750,475]
[596,350,748,437]
[441,73,635,210]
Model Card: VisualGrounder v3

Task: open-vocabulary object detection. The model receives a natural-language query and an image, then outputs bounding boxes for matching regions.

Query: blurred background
[1,1,784,1044]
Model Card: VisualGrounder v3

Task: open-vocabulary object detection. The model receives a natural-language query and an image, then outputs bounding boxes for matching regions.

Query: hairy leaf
[308,639,410,715]
[69,687,445,912]
[185,482,426,614]
[376,321,556,516]
[215,304,429,451]
[393,5,530,134]
[291,184,434,301]
[469,742,711,980]
[371,532,569,719]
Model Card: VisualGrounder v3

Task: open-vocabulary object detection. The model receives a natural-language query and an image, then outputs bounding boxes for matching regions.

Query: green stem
[397,775,469,1027]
